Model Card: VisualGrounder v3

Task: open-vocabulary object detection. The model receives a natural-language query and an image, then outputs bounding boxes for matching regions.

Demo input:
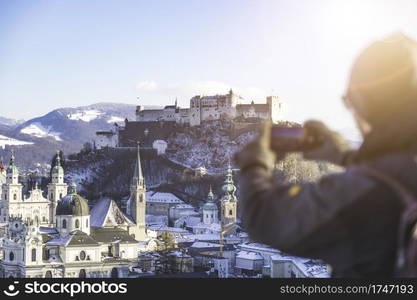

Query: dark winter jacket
[239,131,417,277]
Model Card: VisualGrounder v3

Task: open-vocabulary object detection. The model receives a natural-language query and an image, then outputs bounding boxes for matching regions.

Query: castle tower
[127,143,147,241]
[203,186,218,225]
[1,154,23,223]
[266,95,282,123]
[220,161,237,227]
[47,151,68,226]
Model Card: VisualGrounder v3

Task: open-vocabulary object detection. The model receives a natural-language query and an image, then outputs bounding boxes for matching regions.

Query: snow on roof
[193,233,220,241]
[46,235,72,246]
[147,224,189,234]
[146,191,184,204]
[90,198,111,227]
[190,222,221,232]
[236,251,264,260]
[270,254,330,278]
[146,214,168,225]
[172,204,194,209]
[174,216,201,228]
[169,251,191,258]
[239,242,280,253]
[39,227,58,235]
[190,241,222,249]
[90,198,133,227]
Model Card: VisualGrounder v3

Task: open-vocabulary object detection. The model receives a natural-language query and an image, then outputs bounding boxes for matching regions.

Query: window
[50,193,54,200]
[229,209,233,216]
[59,193,63,199]
[45,271,52,278]
[9,251,14,261]
[62,219,67,229]
[86,219,88,228]
[79,269,86,278]
[75,219,80,228]
[31,249,36,262]
[42,216,46,222]
[13,194,17,200]
[79,251,86,261]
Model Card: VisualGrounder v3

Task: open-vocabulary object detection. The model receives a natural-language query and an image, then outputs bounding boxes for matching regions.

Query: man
[235,33,417,277]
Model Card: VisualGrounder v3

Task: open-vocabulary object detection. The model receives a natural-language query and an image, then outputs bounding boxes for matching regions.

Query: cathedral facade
[0,146,148,278]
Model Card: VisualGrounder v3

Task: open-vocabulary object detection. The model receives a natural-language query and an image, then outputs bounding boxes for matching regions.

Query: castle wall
[134,96,280,126]
[95,132,118,149]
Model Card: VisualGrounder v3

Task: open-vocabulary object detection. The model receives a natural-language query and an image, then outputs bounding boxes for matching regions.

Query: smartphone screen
[271,126,304,139]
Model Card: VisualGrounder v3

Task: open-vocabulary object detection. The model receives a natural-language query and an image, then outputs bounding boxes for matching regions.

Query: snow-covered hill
[15,103,138,143]
[0,134,33,149]
[0,103,147,171]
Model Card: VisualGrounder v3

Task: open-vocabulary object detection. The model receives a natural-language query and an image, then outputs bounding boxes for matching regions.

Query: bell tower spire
[128,142,147,241]
[221,160,237,227]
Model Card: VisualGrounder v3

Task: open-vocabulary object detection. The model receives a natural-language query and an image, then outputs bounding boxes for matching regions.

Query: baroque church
[0,146,147,278]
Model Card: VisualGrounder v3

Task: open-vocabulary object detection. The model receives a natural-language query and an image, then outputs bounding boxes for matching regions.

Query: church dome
[203,202,218,211]
[56,184,89,216]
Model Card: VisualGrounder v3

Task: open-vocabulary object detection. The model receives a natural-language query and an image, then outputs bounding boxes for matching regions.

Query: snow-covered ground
[0,134,33,149]
[20,122,62,141]
[107,116,124,124]
[67,109,103,122]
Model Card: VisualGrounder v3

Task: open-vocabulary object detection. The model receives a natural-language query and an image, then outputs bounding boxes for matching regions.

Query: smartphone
[270,126,305,152]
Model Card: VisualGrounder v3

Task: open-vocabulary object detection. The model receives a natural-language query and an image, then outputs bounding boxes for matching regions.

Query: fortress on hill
[95,90,283,150]
[136,89,282,126]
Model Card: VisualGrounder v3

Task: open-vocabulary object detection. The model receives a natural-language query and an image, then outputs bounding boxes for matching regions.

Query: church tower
[1,154,23,223]
[47,151,68,226]
[220,162,237,227]
[127,143,147,241]
[203,186,218,225]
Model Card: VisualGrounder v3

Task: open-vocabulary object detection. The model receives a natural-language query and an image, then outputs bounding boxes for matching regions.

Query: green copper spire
[207,185,214,202]
[203,185,217,211]
[222,160,236,202]
[6,152,18,175]
[132,142,144,187]
[52,150,64,175]
[68,182,77,194]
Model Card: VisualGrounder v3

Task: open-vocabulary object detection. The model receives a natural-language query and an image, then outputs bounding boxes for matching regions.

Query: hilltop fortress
[136,89,282,126]
[95,90,283,149]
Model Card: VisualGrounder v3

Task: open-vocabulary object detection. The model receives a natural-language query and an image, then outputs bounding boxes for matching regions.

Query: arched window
[75,219,80,229]
[229,209,233,216]
[42,216,46,223]
[31,248,36,262]
[79,269,86,278]
[9,251,14,261]
[62,219,67,229]
[13,194,17,200]
[45,271,52,278]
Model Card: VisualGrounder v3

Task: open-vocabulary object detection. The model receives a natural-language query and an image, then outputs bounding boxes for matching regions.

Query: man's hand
[235,122,277,173]
[303,120,353,166]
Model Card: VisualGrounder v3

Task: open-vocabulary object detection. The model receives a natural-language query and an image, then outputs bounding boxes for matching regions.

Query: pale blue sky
[1,0,417,139]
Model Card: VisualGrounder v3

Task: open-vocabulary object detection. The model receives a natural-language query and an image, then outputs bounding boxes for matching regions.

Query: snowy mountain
[0,116,24,130]
[0,103,151,171]
[15,103,138,143]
